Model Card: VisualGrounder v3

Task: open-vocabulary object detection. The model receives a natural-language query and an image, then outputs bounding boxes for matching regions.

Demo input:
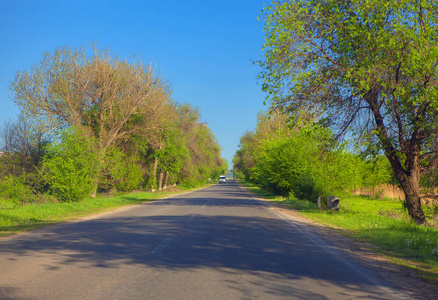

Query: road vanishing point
[0,181,413,299]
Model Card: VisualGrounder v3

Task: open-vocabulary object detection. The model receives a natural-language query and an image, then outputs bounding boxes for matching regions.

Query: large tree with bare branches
[11,44,172,196]
[259,0,438,224]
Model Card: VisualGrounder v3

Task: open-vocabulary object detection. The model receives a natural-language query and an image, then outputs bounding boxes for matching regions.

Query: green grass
[240,181,438,284]
[0,187,197,237]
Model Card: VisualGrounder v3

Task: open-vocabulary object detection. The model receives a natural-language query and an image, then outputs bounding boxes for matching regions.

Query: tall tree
[174,104,225,184]
[259,0,438,224]
[11,44,172,196]
[233,110,291,181]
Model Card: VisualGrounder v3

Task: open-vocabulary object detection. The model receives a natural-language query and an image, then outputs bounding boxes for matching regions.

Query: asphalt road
[0,180,411,299]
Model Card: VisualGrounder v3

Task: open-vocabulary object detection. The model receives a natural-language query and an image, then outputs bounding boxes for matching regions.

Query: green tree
[0,174,35,207]
[233,131,257,181]
[233,110,290,182]
[259,0,438,224]
[173,104,225,186]
[254,123,358,199]
[99,146,144,193]
[11,44,172,196]
[41,129,99,202]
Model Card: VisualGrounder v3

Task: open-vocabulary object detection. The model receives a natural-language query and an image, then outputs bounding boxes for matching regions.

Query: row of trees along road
[257,0,438,224]
[1,44,226,203]
[233,110,394,203]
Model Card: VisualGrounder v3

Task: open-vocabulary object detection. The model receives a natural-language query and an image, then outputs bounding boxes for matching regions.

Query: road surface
[0,181,411,299]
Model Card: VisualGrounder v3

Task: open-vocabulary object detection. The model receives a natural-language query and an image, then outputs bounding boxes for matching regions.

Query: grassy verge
[240,181,438,284]
[0,184,205,237]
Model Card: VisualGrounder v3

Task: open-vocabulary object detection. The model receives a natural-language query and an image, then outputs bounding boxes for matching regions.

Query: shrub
[0,174,34,208]
[253,124,364,201]
[41,129,99,202]
[101,148,144,193]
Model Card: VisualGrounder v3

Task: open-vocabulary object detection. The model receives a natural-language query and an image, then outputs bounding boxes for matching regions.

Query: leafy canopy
[259,0,438,223]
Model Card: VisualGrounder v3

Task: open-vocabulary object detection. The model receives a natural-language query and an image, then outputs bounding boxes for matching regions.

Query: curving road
[0,180,411,299]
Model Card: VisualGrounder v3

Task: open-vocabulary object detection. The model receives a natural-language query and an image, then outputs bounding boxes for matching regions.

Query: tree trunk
[152,157,159,189]
[164,171,169,190]
[90,178,99,198]
[158,172,163,191]
[397,169,426,225]
[385,150,426,224]
[367,89,426,224]
[90,156,104,198]
[22,153,25,174]
[386,146,425,224]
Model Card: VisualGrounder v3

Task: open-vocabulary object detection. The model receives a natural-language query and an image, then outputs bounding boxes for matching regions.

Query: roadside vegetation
[0,43,227,233]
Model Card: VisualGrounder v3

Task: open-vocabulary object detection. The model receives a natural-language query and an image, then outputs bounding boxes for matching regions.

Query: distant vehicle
[219,175,226,184]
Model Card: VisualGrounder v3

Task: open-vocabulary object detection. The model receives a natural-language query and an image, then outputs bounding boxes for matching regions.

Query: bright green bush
[0,174,35,208]
[253,124,363,201]
[41,129,99,202]
[102,149,144,192]
[360,154,394,188]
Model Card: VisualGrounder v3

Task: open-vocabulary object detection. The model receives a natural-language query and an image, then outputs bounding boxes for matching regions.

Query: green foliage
[0,174,34,208]
[7,44,225,200]
[41,129,99,202]
[259,0,438,223]
[253,123,362,200]
[101,147,143,193]
[233,132,257,181]
[172,104,226,185]
[360,154,395,188]
[156,114,190,184]
[234,109,396,202]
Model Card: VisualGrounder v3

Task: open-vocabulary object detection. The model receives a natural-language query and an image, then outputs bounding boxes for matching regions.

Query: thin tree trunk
[158,172,163,191]
[90,177,99,198]
[152,157,159,189]
[164,171,169,190]
[90,156,104,198]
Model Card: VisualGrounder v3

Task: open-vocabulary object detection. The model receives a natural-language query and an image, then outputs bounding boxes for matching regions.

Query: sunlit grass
[240,180,438,284]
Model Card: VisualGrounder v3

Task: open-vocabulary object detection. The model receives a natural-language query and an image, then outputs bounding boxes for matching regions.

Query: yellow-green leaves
[259,0,438,224]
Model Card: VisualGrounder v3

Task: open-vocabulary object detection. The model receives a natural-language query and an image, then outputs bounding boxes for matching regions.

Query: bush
[0,174,35,208]
[100,148,144,193]
[253,124,363,201]
[41,129,99,202]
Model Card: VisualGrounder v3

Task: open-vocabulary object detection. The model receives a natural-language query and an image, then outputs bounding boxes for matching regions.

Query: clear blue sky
[0,0,269,167]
